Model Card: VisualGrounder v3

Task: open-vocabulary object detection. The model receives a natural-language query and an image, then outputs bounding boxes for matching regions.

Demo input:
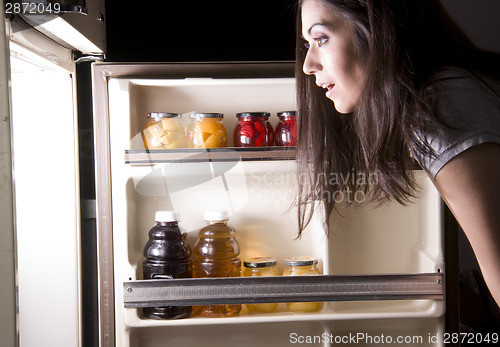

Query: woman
[295,0,500,306]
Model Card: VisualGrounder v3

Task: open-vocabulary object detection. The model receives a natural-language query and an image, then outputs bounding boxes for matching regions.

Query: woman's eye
[314,36,327,47]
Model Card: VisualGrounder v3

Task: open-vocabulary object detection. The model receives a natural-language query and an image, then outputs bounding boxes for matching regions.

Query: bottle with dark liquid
[142,211,192,319]
[192,211,242,317]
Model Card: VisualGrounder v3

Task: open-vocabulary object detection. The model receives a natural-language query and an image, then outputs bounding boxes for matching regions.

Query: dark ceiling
[104,0,298,62]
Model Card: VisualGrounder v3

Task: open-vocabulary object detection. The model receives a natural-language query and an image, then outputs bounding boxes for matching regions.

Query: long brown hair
[295,0,497,236]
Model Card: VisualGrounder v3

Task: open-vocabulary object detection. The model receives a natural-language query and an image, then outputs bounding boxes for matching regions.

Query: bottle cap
[244,257,277,268]
[236,112,270,118]
[147,112,182,120]
[155,210,180,222]
[204,210,229,221]
[190,113,224,119]
[277,111,296,117]
[284,256,318,267]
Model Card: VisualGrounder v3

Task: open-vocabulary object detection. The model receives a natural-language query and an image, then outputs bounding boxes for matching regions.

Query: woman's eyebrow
[306,23,328,36]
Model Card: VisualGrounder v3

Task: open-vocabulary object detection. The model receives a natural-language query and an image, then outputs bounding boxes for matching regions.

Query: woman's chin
[331,100,354,115]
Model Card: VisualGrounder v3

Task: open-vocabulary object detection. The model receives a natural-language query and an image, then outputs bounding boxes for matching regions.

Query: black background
[104,0,298,62]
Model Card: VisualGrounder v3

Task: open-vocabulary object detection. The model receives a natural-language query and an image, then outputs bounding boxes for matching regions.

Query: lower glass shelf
[124,147,297,164]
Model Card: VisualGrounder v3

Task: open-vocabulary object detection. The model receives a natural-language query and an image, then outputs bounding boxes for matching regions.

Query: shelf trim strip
[124,147,297,164]
[123,273,443,307]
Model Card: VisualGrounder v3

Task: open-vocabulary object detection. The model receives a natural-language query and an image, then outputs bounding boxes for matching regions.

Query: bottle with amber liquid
[192,211,242,317]
[142,211,192,319]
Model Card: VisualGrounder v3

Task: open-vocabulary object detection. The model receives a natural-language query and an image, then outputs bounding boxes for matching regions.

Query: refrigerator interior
[101,68,445,346]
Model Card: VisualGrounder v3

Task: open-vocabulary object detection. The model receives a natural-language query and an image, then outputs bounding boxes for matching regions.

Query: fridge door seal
[0,7,17,347]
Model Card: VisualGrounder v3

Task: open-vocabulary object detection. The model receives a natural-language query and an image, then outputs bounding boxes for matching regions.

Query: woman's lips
[321,83,335,98]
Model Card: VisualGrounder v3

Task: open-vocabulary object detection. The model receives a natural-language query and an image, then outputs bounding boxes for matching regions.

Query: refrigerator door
[1,7,103,346]
[2,2,106,345]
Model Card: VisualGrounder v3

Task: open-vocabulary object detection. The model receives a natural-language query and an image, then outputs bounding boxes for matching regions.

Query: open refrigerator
[1,1,460,347]
[92,62,447,347]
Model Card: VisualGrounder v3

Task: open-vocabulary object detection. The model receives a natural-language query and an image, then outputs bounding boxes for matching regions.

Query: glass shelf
[124,147,297,164]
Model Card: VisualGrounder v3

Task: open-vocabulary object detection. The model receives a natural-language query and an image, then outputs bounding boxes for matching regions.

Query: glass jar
[282,256,323,313]
[233,112,274,147]
[143,113,187,149]
[242,257,280,313]
[187,113,227,148]
[191,211,241,317]
[274,111,297,147]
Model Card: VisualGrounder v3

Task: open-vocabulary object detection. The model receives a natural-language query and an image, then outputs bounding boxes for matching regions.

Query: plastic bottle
[142,211,192,319]
[192,210,242,317]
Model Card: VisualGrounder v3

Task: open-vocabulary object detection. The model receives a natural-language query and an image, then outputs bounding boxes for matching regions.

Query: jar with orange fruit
[143,112,187,149]
[187,113,228,148]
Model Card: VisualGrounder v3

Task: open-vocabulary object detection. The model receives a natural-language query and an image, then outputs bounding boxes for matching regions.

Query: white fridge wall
[106,75,444,346]
[127,78,297,148]
[328,171,443,275]
[9,36,81,346]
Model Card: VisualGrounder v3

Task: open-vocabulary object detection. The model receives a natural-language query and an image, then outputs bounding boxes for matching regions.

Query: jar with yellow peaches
[242,257,280,313]
[282,256,323,313]
[143,112,187,149]
[187,113,227,148]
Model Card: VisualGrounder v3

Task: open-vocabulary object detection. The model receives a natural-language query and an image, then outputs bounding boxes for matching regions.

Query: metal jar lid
[190,113,224,119]
[147,112,182,120]
[236,112,270,118]
[277,111,296,117]
[243,257,277,268]
[284,256,318,267]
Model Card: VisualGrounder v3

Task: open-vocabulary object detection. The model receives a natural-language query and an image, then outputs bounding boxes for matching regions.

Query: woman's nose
[303,48,321,75]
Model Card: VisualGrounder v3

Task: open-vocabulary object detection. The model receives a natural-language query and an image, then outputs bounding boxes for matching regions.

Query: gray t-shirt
[414,66,500,178]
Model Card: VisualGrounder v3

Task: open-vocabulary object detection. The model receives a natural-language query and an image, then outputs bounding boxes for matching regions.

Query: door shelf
[122,273,444,327]
[124,147,297,164]
[124,274,444,307]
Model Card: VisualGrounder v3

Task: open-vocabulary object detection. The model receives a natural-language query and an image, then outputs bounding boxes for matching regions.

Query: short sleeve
[413,67,500,179]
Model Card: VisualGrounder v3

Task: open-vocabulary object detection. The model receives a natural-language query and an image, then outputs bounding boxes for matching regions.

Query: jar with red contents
[274,111,297,147]
[233,112,274,147]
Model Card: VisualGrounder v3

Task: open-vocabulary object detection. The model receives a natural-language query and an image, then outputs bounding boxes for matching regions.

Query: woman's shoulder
[415,66,500,178]
[428,65,500,123]
[430,66,500,101]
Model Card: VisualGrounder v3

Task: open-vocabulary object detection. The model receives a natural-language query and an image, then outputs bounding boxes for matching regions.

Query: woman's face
[301,0,366,114]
